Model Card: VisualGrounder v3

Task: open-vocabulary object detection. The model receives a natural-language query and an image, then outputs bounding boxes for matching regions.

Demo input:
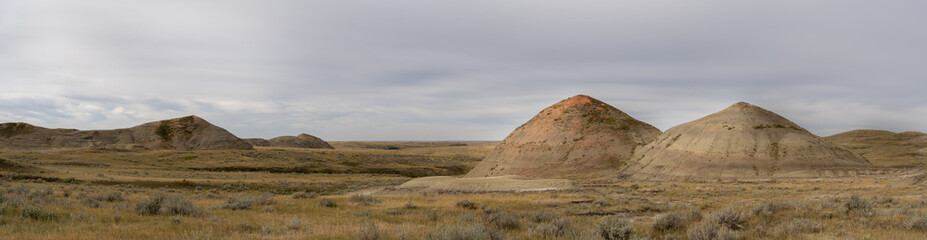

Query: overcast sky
[2,1,926,141]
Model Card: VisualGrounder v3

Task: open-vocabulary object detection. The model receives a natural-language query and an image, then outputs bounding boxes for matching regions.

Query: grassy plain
[1,142,927,239]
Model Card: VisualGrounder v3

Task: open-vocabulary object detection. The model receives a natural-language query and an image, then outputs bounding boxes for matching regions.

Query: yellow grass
[2,144,927,239]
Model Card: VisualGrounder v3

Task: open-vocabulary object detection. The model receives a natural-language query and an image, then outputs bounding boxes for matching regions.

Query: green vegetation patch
[753,124,807,132]
[156,121,173,141]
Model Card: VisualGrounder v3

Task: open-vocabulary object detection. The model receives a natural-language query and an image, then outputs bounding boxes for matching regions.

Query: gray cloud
[1,1,926,140]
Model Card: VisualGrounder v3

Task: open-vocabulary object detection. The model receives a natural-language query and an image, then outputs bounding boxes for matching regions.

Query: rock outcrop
[466,95,661,180]
[625,102,869,180]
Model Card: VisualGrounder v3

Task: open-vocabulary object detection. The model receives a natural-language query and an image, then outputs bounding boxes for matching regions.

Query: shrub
[237,221,257,233]
[135,195,202,216]
[774,218,822,236]
[21,206,56,221]
[845,195,873,217]
[652,212,686,232]
[687,223,739,240]
[136,196,162,216]
[425,209,439,221]
[752,201,792,217]
[287,217,301,230]
[486,212,521,229]
[598,216,634,240]
[319,198,337,208]
[255,193,276,205]
[291,191,318,199]
[535,217,570,237]
[684,210,703,222]
[530,210,556,223]
[355,222,381,240]
[93,192,126,202]
[711,208,747,230]
[221,197,254,210]
[456,199,477,209]
[909,214,927,231]
[350,194,381,206]
[82,198,104,208]
[481,204,500,214]
[426,224,504,240]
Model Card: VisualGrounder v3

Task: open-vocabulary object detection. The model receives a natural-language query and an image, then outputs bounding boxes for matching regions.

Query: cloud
[1,1,926,140]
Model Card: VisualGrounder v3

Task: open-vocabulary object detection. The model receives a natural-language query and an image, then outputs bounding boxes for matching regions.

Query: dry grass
[1,143,927,239]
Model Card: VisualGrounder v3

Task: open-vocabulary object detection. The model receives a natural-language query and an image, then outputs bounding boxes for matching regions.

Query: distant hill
[267,133,334,149]
[244,134,334,149]
[626,102,869,180]
[826,130,927,167]
[466,95,661,180]
[0,115,253,150]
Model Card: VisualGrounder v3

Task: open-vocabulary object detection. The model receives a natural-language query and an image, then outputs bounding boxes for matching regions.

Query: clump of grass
[291,191,318,199]
[93,192,126,202]
[456,199,477,209]
[530,210,556,223]
[752,200,793,217]
[135,194,202,216]
[355,222,381,240]
[319,198,337,208]
[486,212,521,229]
[237,221,256,233]
[684,209,703,222]
[221,197,254,210]
[535,217,570,237]
[652,212,686,232]
[687,222,739,240]
[481,205,500,215]
[426,224,504,240]
[255,193,276,205]
[82,198,104,208]
[286,217,301,230]
[350,194,381,206]
[711,207,747,230]
[908,214,927,231]
[598,216,634,240]
[845,195,873,217]
[774,218,822,236]
[21,206,56,221]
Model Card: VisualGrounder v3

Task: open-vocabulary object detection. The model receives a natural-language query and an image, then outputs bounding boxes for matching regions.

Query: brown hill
[625,102,869,180]
[826,130,927,167]
[466,95,662,180]
[268,133,334,149]
[0,116,253,150]
[243,138,271,147]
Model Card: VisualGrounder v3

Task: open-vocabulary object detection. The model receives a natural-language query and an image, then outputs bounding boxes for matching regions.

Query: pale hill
[625,102,870,180]
[268,133,334,149]
[826,130,927,167]
[0,116,253,150]
[466,95,662,180]
[243,138,271,147]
